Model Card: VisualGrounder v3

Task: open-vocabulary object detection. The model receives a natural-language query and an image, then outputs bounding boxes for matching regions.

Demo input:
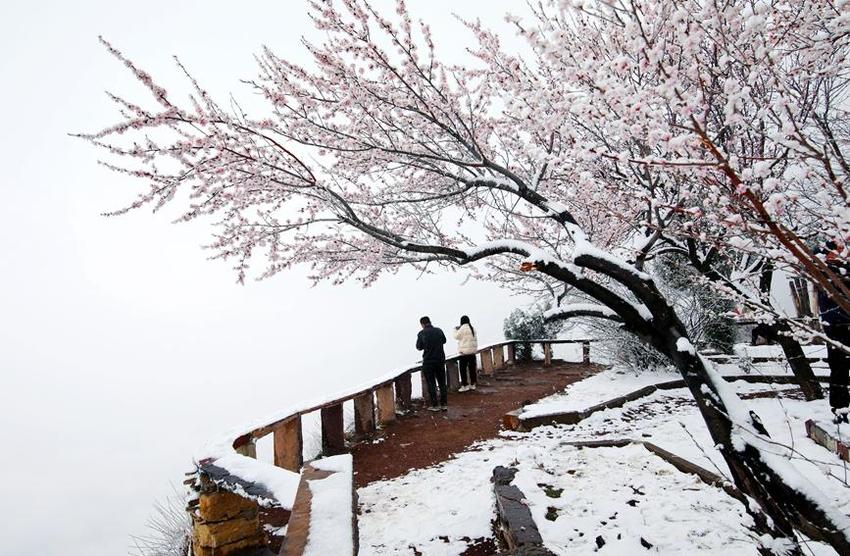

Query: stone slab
[492,465,555,554]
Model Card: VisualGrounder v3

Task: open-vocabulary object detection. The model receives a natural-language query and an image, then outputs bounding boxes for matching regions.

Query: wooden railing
[189,335,825,555]
[227,338,594,473]
[188,339,593,556]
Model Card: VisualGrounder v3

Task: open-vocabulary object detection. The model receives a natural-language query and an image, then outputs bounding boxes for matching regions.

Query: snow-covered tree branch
[81,1,850,553]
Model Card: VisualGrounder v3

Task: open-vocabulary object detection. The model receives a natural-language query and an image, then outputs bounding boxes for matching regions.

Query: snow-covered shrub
[504,305,555,361]
[130,489,191,556]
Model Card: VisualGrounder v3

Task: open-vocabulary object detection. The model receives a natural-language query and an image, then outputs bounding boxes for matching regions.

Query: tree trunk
[758,264,824,401]
[543,254,844,553]
[764,322,825,401]
[657,329,845,554]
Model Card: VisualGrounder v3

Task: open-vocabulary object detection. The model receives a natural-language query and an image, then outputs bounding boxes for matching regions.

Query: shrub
[504,305,555,361]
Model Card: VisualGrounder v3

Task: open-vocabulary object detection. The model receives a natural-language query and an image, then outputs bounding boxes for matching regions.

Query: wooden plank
[481,349,494,375]
[642,442,741,499]
[245,342,591,441]
[446,360,460,392]
[280,455,358,556]
[493,345,505,370]
[245,363,426,439]
[507,375,833,433]
[582,341,591,364]
[394,373,412,411]
[375,384,396,426]
[273,416,303,472]
[502,410,522,431]
[564,438,633,449]
[543,342,552,366]
[505,408,587,432]
[559,439,746,505]
[320,404,346,456]
[505,382,687,432]
[353,392,375,438]
[507,343,516,365]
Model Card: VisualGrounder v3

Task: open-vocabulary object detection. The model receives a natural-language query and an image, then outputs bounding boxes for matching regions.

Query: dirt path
[350,360,598,488]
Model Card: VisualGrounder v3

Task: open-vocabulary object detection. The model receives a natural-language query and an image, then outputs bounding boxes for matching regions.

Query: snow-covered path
[357,366,850,555]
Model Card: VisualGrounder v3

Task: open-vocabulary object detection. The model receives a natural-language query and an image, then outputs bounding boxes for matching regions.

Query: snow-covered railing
[224,339,593,473]
[187,338,594,555]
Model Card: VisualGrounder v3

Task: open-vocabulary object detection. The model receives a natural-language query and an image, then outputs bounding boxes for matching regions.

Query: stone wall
[189,473,266,556]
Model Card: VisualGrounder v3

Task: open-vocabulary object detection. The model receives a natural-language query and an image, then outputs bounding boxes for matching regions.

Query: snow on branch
[543,303,622,323]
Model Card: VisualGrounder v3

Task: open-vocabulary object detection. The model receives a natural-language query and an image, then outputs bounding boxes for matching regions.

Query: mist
[0,1,526,554]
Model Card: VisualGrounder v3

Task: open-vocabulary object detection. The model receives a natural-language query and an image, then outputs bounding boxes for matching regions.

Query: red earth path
[351,359,599,486]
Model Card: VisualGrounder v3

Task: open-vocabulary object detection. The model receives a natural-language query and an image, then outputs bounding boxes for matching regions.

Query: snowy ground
[520,366,681,418]
[522,343,829,419]
[357,364,850,555]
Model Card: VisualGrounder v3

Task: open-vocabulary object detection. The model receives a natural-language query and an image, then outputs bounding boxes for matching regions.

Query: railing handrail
[189,338,596,554]
[226,338,593,447]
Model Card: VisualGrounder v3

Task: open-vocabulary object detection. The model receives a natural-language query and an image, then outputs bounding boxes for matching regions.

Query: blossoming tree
[81,0,850,552]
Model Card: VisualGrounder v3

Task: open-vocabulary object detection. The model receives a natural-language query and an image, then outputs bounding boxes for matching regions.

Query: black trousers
[423,362,448,407]
[825,325,850,411]
[459,354,477,386]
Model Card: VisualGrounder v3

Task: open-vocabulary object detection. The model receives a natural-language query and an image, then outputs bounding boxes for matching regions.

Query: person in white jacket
[453,315,478,391]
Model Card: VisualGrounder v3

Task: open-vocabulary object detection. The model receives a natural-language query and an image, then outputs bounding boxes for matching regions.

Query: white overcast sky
[0,1,529,554]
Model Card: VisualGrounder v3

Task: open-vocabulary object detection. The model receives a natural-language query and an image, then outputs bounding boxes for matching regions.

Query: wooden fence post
[493,345,505,370]
[507,343,516,365]
[321,404,346,456]
[394,373,412,412]
[376,384,396,426]
[353,392,376,438]
[481,349,494,375]
[543,342,552,367]
[419,369,428,401]
[582,341,591,364]
[273,416,303,472]
[446,359,461,392]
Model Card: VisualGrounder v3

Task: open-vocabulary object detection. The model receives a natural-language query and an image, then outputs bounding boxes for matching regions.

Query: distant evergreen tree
[503,306,555,361]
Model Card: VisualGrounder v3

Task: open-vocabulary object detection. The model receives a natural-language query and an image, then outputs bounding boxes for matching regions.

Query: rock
[492,465,519,485]
[198,490,257,522]
[192,533,266,556]
[194,516,261,548]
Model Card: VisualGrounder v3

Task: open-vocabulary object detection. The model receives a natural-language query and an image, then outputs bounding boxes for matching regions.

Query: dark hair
[460,315,475,337]
[420,316,431,326]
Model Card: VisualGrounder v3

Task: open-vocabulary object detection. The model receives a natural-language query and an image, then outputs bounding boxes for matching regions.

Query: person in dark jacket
[818,244,850,422]
[416,316,448,411]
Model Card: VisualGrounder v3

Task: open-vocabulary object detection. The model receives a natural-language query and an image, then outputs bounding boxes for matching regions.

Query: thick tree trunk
[541,255,844,553]
[657,329,846,554]
[758,264,824,401]
[763,322,825,401]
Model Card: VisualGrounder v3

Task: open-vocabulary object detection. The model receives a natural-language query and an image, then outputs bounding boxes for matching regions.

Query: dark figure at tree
[818,245,850,422]
[416,316,448,412]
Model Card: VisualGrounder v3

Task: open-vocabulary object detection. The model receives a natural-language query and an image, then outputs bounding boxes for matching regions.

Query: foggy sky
[0,2,527,554]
